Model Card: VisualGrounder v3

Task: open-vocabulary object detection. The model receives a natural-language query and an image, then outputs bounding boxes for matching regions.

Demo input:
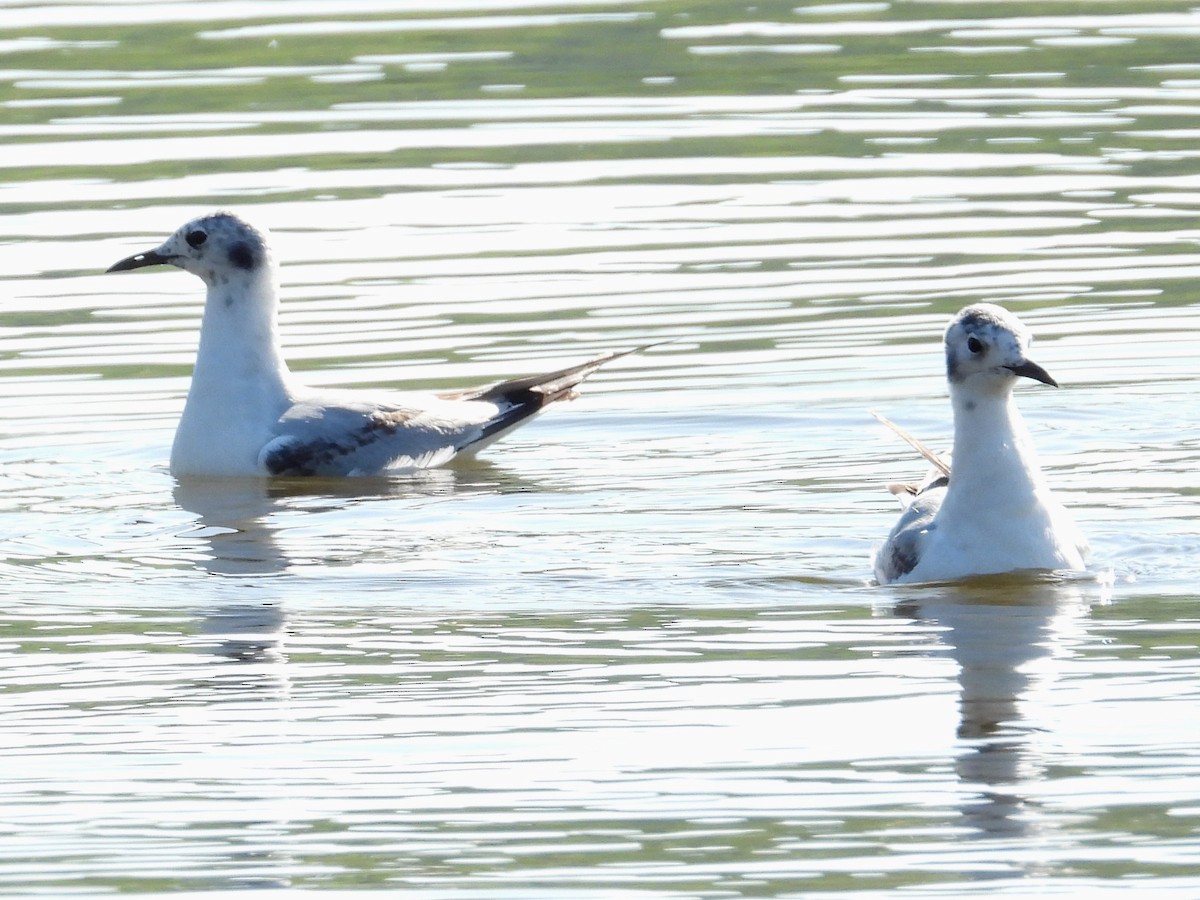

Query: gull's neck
[171,267,293,476]
[920,373,1088,579]
[192,269,289,390]
[944,380,1045,507]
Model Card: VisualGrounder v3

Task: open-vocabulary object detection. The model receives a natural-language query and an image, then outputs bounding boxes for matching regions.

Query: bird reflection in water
[892,574,1101,839]
[173,465,511,664]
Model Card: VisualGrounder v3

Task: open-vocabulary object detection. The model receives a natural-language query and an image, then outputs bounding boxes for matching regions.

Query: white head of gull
[108,211,633,478]
[873,303,1088,585]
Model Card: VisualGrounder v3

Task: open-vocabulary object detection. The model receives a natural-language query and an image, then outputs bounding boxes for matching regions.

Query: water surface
[1,1,1199,896]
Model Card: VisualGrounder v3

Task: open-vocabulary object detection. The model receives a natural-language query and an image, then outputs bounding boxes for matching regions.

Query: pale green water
[1,1,1199,896]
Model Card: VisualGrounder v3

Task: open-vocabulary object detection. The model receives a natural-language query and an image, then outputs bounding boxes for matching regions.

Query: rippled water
[2,1,1199,896]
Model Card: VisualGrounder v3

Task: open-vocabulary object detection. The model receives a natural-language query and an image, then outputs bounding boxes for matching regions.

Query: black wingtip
[451,341,669,453]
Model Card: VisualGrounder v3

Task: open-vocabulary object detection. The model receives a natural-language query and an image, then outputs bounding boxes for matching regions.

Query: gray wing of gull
[258,351,630,477]
[258,397,490,476]
[874,477,948,585]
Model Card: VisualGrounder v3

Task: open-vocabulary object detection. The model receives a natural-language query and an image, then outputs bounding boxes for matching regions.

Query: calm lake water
[2,1,1199,896]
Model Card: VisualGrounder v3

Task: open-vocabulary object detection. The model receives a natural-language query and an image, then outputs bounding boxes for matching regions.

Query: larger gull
[873,303,1088,585]
[108,211,638,478]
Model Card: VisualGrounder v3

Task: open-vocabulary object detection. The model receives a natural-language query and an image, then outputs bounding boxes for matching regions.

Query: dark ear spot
[228,240,257,270]
[946,346,965,383]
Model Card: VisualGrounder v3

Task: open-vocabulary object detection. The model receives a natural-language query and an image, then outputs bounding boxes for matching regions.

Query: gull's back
[260,393,488,476]
[258,351,624,477]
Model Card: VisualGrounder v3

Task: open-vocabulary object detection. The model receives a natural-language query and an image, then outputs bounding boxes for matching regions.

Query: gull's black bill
[1005,359,1058,388]
[107,249,171,273]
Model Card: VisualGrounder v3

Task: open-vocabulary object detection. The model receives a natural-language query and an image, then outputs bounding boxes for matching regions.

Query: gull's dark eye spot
[227,240,257,270]
[967,336,984,355]
[186,230,207,249]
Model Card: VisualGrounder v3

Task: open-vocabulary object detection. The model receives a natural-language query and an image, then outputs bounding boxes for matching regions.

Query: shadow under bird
[107,211,636,478]
[873,303,1088,585]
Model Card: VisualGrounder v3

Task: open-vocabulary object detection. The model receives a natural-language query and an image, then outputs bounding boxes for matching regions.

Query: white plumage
[108,211,630,478]
[874,304,1088,585]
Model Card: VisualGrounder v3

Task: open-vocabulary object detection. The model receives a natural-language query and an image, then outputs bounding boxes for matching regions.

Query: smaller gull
[873,303,1088,585]
[108,211,639,478]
